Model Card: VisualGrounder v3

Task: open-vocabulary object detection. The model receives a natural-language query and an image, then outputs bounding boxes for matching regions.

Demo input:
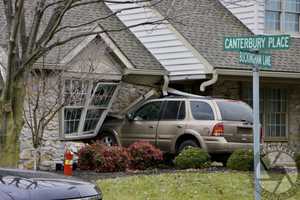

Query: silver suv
[100,95,255,155]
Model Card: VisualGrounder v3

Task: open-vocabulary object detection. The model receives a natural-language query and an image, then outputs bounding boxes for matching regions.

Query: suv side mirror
[126,113,134,121]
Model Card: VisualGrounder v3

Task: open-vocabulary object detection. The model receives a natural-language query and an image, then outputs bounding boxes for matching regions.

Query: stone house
[0,0,299,170]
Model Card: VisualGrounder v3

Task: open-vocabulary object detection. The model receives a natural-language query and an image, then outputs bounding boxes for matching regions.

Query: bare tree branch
[2,0,13,36]
[54,1,160,34]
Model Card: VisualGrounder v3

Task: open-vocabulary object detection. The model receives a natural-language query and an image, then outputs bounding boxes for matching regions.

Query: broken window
[62,79,118,138]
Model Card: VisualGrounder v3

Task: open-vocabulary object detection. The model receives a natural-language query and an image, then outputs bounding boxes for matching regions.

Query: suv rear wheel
[100,133,117,146]
[177,139,199,153]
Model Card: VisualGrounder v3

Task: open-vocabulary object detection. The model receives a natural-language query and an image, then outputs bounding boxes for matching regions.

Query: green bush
[174,147,210,169]
[227,149,254,171]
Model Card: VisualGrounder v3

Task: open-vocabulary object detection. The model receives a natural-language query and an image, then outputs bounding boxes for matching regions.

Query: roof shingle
[155,0,300,73]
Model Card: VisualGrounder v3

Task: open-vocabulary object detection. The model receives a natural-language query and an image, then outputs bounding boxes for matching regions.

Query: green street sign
[239,51,272,68]
[224,35,290,51]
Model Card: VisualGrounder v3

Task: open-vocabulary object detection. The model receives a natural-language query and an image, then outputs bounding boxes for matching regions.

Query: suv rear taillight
[212,123,224,136]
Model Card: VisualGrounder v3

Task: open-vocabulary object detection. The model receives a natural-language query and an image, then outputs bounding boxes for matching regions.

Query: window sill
[264,137,289,142]
[264,31,300,38]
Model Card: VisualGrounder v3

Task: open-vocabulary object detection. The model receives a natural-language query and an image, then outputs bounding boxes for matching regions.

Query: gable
[67,37,122,78]
[105,1,214,81]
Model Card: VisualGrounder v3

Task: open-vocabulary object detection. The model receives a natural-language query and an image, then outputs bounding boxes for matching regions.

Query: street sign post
[223,35,291,200]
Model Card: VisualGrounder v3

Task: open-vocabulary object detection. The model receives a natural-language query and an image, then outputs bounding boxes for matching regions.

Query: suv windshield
[216,100,253,123]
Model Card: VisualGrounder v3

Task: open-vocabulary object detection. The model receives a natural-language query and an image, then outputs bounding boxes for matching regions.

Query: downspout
[162,75,169,96]
[200,70,218,92]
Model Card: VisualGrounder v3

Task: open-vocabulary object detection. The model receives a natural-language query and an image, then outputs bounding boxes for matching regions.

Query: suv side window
[161,101,185,120]
[190,101,214,120]
[133,101,162,121]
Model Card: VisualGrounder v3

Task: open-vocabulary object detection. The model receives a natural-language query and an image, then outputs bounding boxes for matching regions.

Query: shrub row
[79,141,298,172]
[78,141,163,172]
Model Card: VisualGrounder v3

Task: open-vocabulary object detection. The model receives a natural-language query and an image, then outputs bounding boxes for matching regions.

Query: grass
[97,172,300,200]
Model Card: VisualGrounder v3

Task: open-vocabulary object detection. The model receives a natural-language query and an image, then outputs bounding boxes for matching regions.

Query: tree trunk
[0,75,26,167]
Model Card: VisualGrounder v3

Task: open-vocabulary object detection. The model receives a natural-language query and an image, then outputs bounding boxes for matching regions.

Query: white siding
[105,1,213,80]
[219,0,265,34]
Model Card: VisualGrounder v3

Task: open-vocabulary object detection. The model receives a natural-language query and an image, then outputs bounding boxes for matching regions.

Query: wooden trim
[217,69,300,80]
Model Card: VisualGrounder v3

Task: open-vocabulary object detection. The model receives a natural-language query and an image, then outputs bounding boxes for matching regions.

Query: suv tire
[177,139,199,153]
[100,133,117,146]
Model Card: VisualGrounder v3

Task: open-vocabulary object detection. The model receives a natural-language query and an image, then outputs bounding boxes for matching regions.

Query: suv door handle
[149,125,155,129]
[177,125,183,128]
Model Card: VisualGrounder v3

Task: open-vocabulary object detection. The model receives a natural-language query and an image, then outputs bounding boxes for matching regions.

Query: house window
[265,0,300,33]
[242,87,288,140]
[62,79,118,138]
[266,88,287,138]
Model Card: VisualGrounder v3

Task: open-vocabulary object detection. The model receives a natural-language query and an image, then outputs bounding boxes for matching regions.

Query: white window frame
[60,79,119,140]
[265,0,300,34]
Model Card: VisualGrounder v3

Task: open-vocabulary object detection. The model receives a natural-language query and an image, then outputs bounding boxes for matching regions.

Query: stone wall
[110,82,153,114]
[19,116,64,170]
[288,86,300,152]
[211,79,241,99]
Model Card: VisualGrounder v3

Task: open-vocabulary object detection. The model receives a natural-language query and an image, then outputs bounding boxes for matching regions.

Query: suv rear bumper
[204,137,253,153]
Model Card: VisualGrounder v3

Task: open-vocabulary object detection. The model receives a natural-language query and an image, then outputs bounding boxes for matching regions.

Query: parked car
[99,95,258,158]
[0,168,102,200]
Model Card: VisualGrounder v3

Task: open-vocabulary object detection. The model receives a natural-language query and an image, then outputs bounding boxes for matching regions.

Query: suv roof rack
[163,88,212,99]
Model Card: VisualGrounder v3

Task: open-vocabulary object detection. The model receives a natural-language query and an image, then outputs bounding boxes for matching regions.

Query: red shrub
[78,142,106,170]
[96,146,132,172]
[79,141,163,172]
[128,141,163,170]
[78,144,97,170]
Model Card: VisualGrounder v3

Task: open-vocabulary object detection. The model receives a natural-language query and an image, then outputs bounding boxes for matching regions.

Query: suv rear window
[190,101,214,120]
[216,100,253,122]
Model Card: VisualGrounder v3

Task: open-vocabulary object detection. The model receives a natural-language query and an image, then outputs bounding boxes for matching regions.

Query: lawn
[97,172,300,200]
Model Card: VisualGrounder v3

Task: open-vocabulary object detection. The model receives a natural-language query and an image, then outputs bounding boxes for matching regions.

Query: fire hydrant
[64,150,73,176]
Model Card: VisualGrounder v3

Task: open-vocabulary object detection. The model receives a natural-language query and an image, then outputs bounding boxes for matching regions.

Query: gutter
[200,70,218,92]
[217,68,300,78]
[162,75,169,96]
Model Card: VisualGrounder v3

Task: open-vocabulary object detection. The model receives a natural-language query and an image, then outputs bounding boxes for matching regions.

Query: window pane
[83,109,104,132]
[265,11,281,31]
[286,0,300,12]
[91,84,117,107]
[64,108,82,134]
[191,101,214,120]
[134,101,162,121]
[284,13,299,32]
[266,0,281,10]
[216,100,253,122]
[266,88,287,138]
[64,79,89,106]
[161,101,185,120]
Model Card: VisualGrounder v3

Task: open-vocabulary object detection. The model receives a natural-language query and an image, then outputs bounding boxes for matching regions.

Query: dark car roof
[0,168,101,200]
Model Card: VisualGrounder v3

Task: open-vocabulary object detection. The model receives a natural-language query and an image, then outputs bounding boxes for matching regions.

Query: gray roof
[0,1,163,71]
[155,0,300,73]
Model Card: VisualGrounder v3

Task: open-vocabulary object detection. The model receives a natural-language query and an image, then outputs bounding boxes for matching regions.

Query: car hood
[0,169,100,200]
